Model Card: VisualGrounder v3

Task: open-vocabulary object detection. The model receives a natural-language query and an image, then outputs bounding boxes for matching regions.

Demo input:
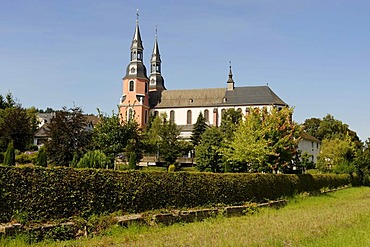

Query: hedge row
[0,166,358,222]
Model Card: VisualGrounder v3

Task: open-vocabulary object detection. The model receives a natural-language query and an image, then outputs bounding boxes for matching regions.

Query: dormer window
[189,98,193,103]
[223,97,227,102]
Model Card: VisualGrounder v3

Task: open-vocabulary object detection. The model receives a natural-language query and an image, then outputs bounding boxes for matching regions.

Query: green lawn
[1,187,370,247]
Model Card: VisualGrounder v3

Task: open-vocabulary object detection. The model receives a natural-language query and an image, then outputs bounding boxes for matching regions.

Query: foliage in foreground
[0,166,357,223]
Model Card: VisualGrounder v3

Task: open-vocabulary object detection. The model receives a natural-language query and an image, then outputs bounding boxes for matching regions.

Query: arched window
[170,110,175,123]
[187,110,192,124]
[204,109,209,122]
[129,80,135,92]
[237,108,242,112]
[145,82,148,93]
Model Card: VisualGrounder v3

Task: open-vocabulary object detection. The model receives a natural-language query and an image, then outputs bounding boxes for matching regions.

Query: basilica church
[119,16,287,138]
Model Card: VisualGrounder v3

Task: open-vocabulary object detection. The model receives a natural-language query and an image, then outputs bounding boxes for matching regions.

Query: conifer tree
[3,140,15,166]
[35,146,47,167]
[191,112,207,146]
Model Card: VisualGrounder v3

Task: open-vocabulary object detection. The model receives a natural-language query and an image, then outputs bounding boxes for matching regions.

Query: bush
[35,146,47,167]
[128,152,137,170]
[0,166,355,223]
[16,152,37,164]
[77,150,110,169]
[168,164,176,172]
[3,141,15,166]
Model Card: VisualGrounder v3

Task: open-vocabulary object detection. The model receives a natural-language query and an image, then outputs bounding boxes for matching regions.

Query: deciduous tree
[144,113,181,166]
[46,106,93,166]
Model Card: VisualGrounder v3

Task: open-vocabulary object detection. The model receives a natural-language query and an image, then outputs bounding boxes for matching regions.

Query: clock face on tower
[150,79,155,85]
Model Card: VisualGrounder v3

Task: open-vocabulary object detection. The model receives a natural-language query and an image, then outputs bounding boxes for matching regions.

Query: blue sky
[1,0,370,140]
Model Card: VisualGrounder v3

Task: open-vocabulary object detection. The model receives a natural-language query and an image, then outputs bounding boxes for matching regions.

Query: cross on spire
[136,9,139,22]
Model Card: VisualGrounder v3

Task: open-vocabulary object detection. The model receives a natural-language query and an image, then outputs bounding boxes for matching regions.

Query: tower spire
[227,61,235,91]
[149,25,166,91]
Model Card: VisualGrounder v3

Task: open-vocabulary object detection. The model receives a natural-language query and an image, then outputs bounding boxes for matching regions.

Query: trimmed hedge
[0,166,357,223]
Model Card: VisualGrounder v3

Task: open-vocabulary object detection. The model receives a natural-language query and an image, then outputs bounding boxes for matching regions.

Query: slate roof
[223,86,287,106]
[152,85,287,109]
[154,88,226,108]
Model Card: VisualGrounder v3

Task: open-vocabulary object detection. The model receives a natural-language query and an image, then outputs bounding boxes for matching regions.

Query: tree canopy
[0,93,34,151]
[45,106,93,166]
[143,113,181,166]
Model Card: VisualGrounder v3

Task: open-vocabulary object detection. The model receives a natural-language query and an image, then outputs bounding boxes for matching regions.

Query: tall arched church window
[170,110,175,123]
[187,110,192,124]
[204,109,209,122]
[129,80,135,92]
[145,82,148,93]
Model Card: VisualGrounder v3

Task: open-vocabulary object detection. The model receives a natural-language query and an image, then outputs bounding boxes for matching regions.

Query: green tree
[317,136,356,173]
[191,112,207,146]
[220,108,242,140]
[303,117,321,139]
[46,106,93,166]
[222,108,272,172]
[77,150,110,169]
[263,107,302,173]
[222,107,302,173]
[128,152,137,170]
[93,110,141,163]
[3,140,15,166]
[0,92,16,109]
[35,146,47,167]
[353,139,370,185]
[144,113,181,166]
[0,105,33,151]
[195,127,224,172]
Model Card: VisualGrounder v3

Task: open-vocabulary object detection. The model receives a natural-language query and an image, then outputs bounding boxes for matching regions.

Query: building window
[145,82,148,93]
[204,109,209,122]
[127,108,134,121]
[317,143,319,149]
[144,110,148,123]
[129,80,135,92]
[189,98,193,103]
[170,110,175,123]
[187,110,192,124]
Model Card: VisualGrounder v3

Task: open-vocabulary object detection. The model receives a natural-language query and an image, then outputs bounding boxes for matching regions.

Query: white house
[298,132,321,164]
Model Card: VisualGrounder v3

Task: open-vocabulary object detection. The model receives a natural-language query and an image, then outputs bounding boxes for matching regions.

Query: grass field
[1,187,370,247]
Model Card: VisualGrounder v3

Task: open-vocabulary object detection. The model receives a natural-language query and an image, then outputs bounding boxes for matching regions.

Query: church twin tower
[119,14,165,128]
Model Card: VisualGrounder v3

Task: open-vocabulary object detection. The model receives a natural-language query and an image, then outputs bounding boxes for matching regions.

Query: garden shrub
[77,150,110,169]
[35,146,47,167]
[16,152,37,164]
[168,164,176,172]
[3,141,15,166]
[0,166,355,223]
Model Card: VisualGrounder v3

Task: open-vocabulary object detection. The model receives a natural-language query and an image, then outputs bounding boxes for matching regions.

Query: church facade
[119,17,287,138]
